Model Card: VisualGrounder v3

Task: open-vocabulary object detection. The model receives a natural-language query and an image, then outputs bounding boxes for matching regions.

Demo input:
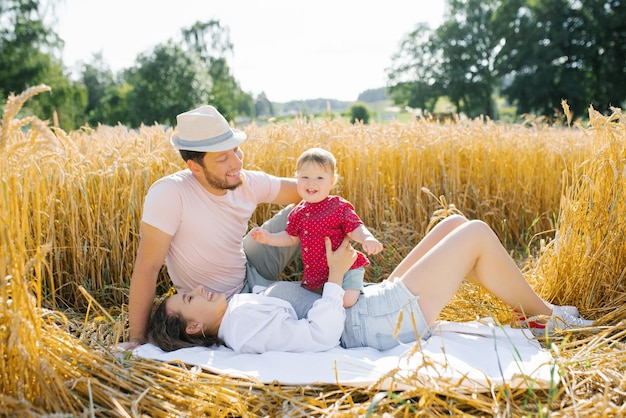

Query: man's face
[192,147,244,194]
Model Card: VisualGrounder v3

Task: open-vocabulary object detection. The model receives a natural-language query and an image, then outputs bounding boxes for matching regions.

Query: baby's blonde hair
[295,147,337,174]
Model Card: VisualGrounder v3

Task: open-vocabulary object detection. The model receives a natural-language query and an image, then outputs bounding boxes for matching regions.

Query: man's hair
[295,147,337,174]
[178,149,206,167]
[146,298,224,352]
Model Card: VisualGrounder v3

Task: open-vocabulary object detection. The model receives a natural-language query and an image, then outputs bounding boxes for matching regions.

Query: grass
[1,86,625,416]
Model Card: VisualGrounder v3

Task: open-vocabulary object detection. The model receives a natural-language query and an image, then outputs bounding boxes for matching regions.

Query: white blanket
[134,318,557,391]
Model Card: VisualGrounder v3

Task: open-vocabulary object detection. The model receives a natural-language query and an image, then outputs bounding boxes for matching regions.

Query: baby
[251,147,382,308]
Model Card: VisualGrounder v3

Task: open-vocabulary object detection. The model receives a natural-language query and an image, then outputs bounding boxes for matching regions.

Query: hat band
[177,130,233,148]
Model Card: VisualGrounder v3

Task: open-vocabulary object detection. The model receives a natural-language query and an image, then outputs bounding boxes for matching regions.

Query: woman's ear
[185,321,203,336]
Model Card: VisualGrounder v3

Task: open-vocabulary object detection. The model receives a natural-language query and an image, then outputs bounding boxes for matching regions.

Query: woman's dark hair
[146,298,224,352]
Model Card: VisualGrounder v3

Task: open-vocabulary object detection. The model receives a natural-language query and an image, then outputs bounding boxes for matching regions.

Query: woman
[146,215,593,353]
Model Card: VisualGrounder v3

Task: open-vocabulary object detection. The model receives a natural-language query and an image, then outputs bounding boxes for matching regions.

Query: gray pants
[242,205,322,318]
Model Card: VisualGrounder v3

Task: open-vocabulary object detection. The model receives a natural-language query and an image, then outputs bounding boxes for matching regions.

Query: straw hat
[170,105,246,152]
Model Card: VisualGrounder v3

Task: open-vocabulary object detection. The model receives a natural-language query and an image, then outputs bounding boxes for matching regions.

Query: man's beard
[202,166,242,191]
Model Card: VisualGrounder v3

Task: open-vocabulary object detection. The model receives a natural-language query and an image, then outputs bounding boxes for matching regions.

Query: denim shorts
[341,280,431,350]
[342,267,365,291]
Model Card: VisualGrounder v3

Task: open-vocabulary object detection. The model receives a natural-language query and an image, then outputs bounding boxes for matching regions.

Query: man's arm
[127,222,173,346]
[271,178,301,205]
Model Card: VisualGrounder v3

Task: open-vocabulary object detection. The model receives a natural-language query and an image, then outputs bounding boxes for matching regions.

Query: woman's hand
[325,237,357,286]
[117,339,142,352]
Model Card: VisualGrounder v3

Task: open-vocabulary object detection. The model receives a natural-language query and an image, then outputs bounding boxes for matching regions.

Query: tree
[494,0,589,117]
[386,23,444,113]
[123,42,213,128]
[0,0,59,97]
[494,0,625,117]
[348,102,370,124]
[85,81,131,127]
[206,56,248,121]
[80,53,118,125]
[435,0,501,118]
[575,0,626,112]
[182,20,233,63]
[387,1,502,119]
[79,19,254,127]
[388,0,625,119]
[26,56,87,129]
[254,92,273,118]
[0,0,87,130]
[181,20,253,120]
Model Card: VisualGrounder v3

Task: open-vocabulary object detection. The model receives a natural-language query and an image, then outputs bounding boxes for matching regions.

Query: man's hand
[325,237,357,286]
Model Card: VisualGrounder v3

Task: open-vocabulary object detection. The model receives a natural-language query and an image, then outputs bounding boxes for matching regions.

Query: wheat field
[1,85,625,416]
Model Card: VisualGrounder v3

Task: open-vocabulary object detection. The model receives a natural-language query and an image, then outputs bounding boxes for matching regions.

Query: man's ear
[185,321,203,335]
[187,159,200,174]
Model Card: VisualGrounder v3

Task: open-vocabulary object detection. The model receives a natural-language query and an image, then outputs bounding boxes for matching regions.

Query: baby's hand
[362,237,383,255]
[250,227,270,244]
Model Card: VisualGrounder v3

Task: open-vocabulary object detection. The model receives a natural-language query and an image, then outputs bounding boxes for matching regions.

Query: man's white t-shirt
[141,169,281,298]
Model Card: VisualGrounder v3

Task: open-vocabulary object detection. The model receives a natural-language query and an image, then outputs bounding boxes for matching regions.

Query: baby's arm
[347,225,383,255]
[250,227,300,247]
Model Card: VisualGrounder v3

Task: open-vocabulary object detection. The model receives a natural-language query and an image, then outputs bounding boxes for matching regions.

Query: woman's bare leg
[397,219,550,326]
[388,215,469,280]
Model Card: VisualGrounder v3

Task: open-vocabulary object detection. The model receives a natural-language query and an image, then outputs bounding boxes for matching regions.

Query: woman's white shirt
[218,283,345,353]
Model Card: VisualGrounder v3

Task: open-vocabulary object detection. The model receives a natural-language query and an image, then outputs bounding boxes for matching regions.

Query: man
[122,105,306,350]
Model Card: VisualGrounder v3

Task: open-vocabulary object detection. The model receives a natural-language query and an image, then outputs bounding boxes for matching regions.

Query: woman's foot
[545,302,579,317]
[514,305,594,335]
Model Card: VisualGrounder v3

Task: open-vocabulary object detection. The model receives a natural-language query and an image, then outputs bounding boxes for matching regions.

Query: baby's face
[296,161,335,203]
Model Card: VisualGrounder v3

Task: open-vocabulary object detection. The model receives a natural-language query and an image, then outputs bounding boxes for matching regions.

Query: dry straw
[1,86,625,416]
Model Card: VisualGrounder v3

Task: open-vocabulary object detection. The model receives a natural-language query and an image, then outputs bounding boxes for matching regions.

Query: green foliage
[0,0,88,130]
[1,9,256,128]
[3,0,624,128]
[181,20,252,121]
[123,42,213,128]
[254,92,273,118]
[205,57,249,121]
[388,0,626,120]
[436,0,499,118]
[348,102,371,124]
[0,0,61,98]
[387,23,443,113]
[78,19,255,127]
[28,58,88,130]
[80,53,119,126]
[87,82,132,127]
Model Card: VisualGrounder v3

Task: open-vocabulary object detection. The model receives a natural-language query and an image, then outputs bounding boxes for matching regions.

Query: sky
[54,0,446,103]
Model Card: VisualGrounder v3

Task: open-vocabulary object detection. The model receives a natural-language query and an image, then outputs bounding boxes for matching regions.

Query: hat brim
[170,129,247,152]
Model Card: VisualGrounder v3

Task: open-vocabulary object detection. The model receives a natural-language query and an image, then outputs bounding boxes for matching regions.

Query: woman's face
[166,286,227,335]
